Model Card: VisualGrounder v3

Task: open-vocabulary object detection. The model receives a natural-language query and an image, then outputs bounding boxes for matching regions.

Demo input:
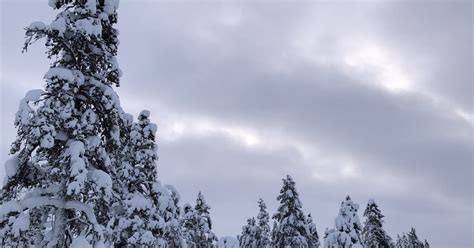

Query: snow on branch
[0,196,103,233]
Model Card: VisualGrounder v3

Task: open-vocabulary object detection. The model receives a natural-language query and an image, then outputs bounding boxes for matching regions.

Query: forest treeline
[0,1,429,247]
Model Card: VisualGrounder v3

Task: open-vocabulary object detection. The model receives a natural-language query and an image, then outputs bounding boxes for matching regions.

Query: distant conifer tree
[181,192,217,247]
[361,199,392,248]
[272,175,317,247]
[324,196,363,248]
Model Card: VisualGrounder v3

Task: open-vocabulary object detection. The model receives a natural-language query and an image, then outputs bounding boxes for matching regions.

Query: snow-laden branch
[0,196,103,233]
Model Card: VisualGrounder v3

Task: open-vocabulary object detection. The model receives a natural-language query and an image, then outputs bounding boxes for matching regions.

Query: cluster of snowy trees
[0,1,219,247]
[236,175,430,248]
[0,1,431,247]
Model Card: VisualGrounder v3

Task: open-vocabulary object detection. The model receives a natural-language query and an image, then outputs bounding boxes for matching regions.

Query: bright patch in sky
[343,43,413,92]
[340,159,358,178]
[159,115,370,183]
[160,117,261,148]
[455,108,473,125]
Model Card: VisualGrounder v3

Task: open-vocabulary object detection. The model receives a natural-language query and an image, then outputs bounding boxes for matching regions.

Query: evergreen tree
[272,175,311,247]
[256,198,271,248]
[239,198,272,247]
[394,229,429,248]
[162,184,185,248]
[407,228,424,248]
[423,240,430,248]
[113,111,185,247]
[324,196,363,248]
[181,192,217,247]
[194,192,218,247]
[111,111,166,246]
[181,203,199,247]
[271,221,278,245]
[1,0,123,246]
[394,233,409,248]
[239,217,259,248]
[305,214,320,248]
[361,199,391,248]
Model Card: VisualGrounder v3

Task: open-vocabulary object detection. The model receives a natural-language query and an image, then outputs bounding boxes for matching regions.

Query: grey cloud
[121,16,472,204]
[114,2,472,246]
[157,132,469,247]
[157,134,307,236]
[369,0,473,111]
[1,1,472,248]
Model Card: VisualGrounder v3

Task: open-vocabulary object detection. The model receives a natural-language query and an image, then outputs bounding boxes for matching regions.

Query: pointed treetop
[182,192,217,246]
[257,198,268,216]
[195,191,211,214]
[272,175,311,247]
[305,213,320,248]
[196,191,206,205]
[363,198,384,219]
[324,195,363,247]
[139,110,151,118]
[26,0,123,86]
[361,198,391,247]
[255,198,271,247]
[424,239,430,248]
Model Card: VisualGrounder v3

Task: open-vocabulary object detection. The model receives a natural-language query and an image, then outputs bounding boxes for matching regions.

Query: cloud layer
[1,1,472,247]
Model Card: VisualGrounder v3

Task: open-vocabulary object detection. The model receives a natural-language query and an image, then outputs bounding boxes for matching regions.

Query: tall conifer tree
[256,198,271,247]
[272,175,313,247]
[407,228,424,248]
[361,199,391,248]
[324,196,363,248]
[1,0,123,246]
[305,214,320,247]
[162,185,184,247]
[112,111,167,246]
[394,233,409,248]
[239,198,272,248]
[181,192,217,247]
[394,229,429,248]
[239,217,258,247]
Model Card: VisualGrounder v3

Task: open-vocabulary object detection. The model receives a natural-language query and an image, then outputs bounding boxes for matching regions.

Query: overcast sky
[1,0,472,247]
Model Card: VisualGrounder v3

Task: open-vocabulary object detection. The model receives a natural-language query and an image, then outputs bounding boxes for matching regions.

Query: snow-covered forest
[0,0,439,247]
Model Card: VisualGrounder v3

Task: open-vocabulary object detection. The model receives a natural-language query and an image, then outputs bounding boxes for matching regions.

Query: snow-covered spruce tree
[194,192,218,247]
[361,199,391,248]
[111,110,167,246]
[107,111,184,247]
[256,198,271,248]
[181,192,217,247]
[239,217,258,248]
[423,239,430,248]
[324,196,363,248]
[406,228,424,248]
[1,0,124,246]
[271,221,278,245]
[239,198,271,248]
[161,184,185,248]
[272,175,312,247]
[394,229,429,248]
[394,233,409,248]
[305,214,320,248]
[181,203,199,247]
